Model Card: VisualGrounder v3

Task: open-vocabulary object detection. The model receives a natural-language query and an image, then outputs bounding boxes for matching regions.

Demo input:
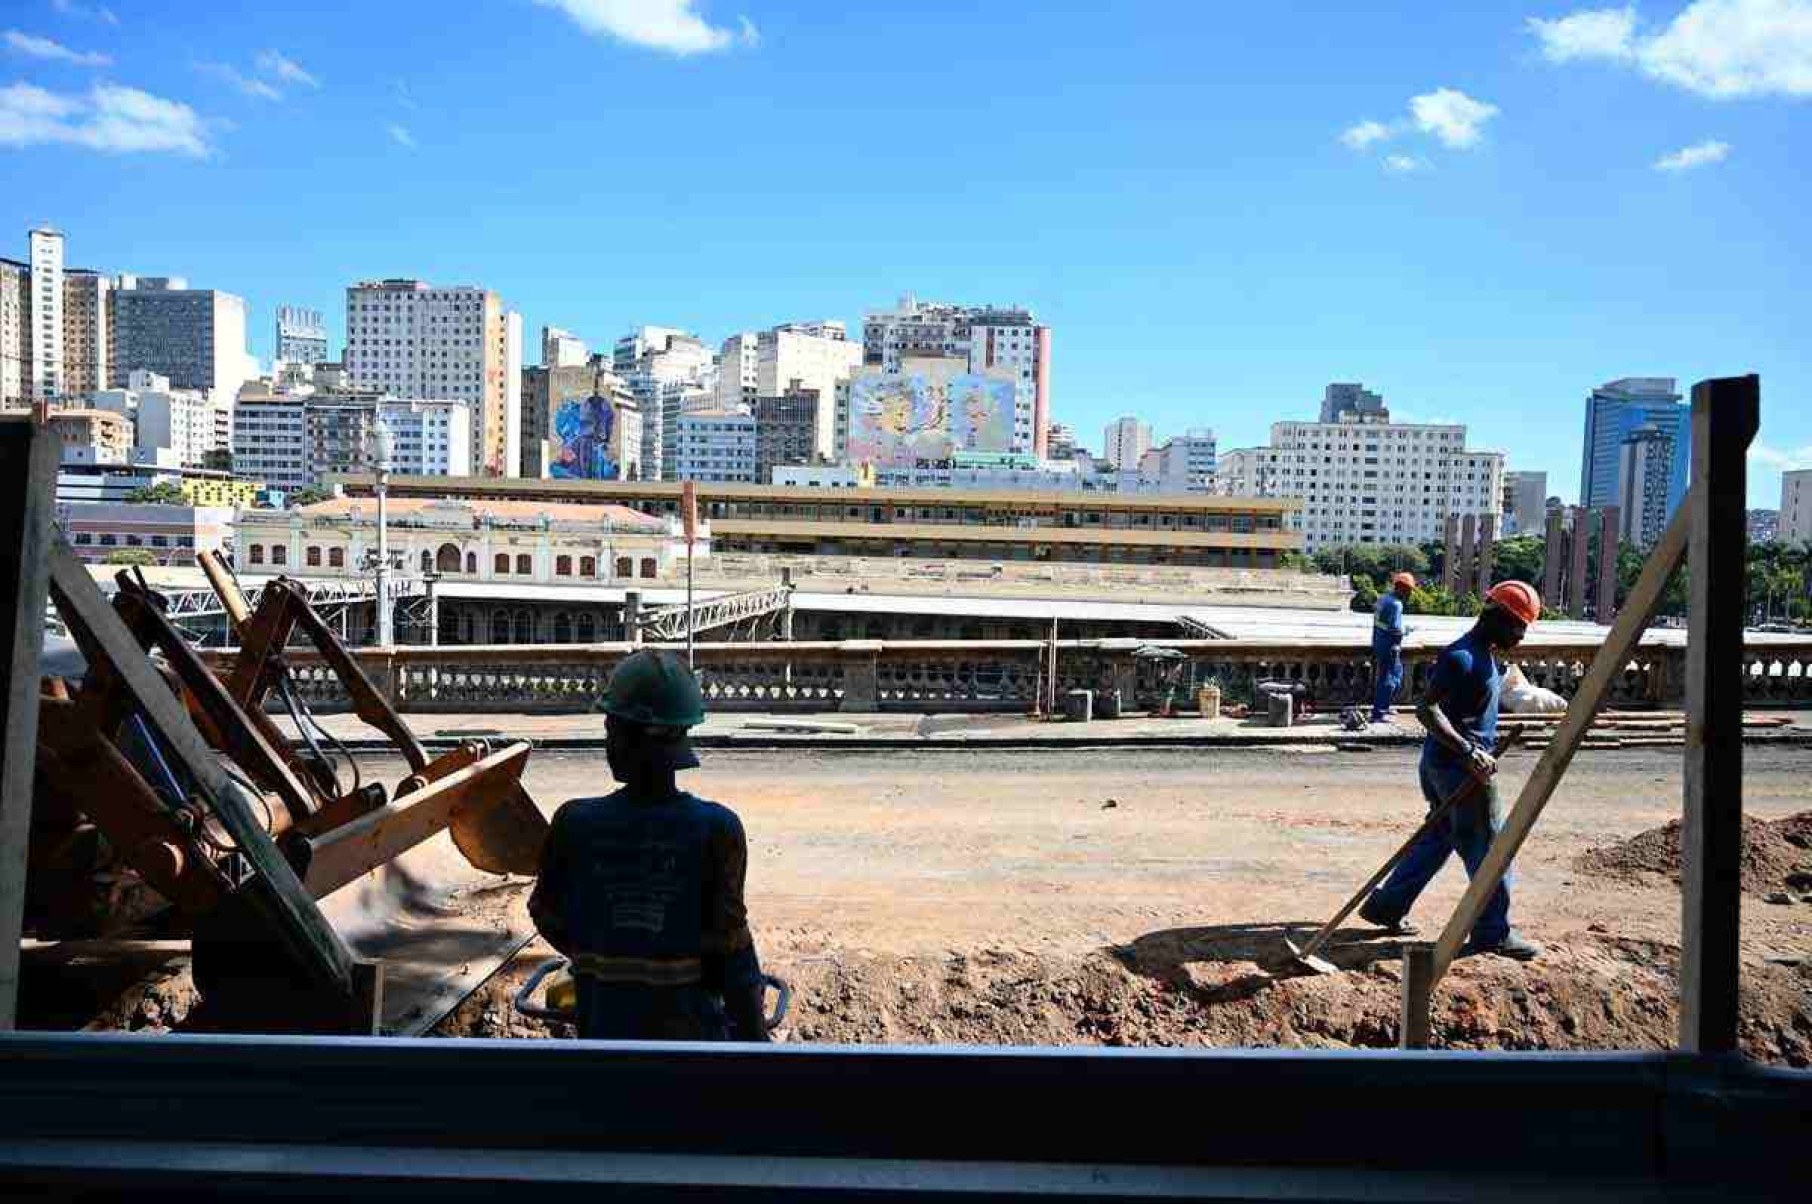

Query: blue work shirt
[530,788,763,1040]
[1419,629,1502,788]
[1372,593,1406,656]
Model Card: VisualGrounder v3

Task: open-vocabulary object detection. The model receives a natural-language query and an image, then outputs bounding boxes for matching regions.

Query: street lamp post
[373,422,394,648]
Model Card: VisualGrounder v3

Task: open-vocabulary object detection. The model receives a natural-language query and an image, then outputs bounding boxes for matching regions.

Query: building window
[329,547,344,568]
[640,557,659,579]
[556,554,572,577]
[306,546,322,567]
[272,545,287,566]
[421,550,433,573]
[514,553,531,575]
[490,609,510,643]
[615,556,632,578]
[249,543,263,564]
[495,552,510,574]
[436,543,461,573]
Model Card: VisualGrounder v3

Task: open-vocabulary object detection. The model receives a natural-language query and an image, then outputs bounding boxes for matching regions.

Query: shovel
[1285,729,1520,975]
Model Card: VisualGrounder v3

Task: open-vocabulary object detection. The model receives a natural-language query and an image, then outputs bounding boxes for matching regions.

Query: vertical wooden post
[1475,513,1496,597]
[0,418,57,1030]
[1680,375,1758,1054]
[1459,514,1477,598]
[1596,507,1621,625]
[1442,515,1460,594]
[1568,506,1591,619]
[1543,508,1565,609]
[1399,943,1435,1050]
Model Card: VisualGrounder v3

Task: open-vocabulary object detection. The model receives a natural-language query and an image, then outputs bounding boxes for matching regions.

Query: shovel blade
[1283,933,1341,976]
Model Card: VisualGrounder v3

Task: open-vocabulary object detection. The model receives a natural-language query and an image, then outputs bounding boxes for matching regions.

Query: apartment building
[673,409,757,483]
[276,306,329,365]
[1780,469,1812,547]
[614,325,714,480]
[111,275,251,396]
[63,268,109,396]
[716,322,861,459]
[1138,429,1217,493]
[1102,417,1151,473]
[861,296,1050,456]
[343,279,522,476]
[87,369,224,468]
[45,408,133,465]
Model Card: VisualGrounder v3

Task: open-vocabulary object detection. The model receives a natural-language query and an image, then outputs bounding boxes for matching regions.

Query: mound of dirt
[432,933,1812,1068]
[1576,811,1812,896]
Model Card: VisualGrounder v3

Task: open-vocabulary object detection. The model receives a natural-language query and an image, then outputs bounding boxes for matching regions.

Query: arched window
[513,609,533,644]
[575,613,596,643]
[271,545,288,566]
[249,544,264,565]
[580,555,596,577]
[615,556,632,578]
[553,612,572,643]
[328,547,344,568]
[436,543,461,573]
[516,553,532,575]
[306,546,321,568]
[556,555,572,577]
[490,609,510,643]
[421,550,432,573]
[494,553,510,574]
[639,557,657,578]
[465,552,476,574]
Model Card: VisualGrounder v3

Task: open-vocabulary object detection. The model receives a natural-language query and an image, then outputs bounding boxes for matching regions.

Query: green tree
[1491,533,1546,587]
[103,548,159,566]
[124,481,186,505]
[288,485,330,507]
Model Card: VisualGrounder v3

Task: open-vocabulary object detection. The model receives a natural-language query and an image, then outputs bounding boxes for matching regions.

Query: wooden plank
[0,418,58,1030]
[1429,493,1693,981]
[1680,375,1758,1054]
[1399,944,1435,1049]
[44,541,354,993]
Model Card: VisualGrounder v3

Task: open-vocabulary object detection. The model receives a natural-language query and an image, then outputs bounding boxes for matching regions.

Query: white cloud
[1384,153,1430,172]
[1528,1,1812,99]
[51,0,118,26]
[1654,137,1731,168]
[1527,6,1638,60]
[197,61,284,101]
[1749,442,1812,469]
[1409,87,1500,148]
[0,81,210,156]
[737,14,760,46]
[387,122,416,148]
[1340,119,1394,149]
[536,0,751,55]
[5,29,111,66]
[256,50,319,88]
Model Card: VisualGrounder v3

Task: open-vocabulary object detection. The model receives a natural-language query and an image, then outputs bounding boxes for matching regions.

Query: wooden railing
[200,636,1812,715]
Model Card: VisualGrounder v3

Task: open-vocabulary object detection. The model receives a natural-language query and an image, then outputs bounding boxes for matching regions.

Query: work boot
[1466,930,1542,961]
[1358,897,1418,936]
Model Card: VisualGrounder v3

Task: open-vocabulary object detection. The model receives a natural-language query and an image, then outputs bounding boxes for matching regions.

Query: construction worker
[529,649,770,1041]
[1359,580,1544,960]
[1370,572,1417,724]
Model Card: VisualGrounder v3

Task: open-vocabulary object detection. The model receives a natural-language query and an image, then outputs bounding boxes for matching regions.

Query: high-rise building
[1580,378,1688,519]
[275,306,328,365]
[0,256,25,408]
[752,388,820,484]
[1781,469,1812,547]
[672,408,757,483]
[231,389,310,493]
[520,360,640,480]
[1046,422,1078,461]
[27,227,65,403]
[861,295,1050,456]
[1138,429,1217,493]
[62,268,110,396]
[1615,425,1677,548]
[1217,407,1503,551]
[45,408,133,465]
[660,383,717,482]
[1319,382,1387,424]
[615,326,715,481]
[343,279,522,476]
[717,323,861,460]
[1502,470,1548,536]
[542,325,588,368]
[111,276,251,397]
[1102,416,1152,472]
[1747,510,1780,543]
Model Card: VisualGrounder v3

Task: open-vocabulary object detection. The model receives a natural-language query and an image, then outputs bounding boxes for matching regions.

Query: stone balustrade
[201,635,1812,716]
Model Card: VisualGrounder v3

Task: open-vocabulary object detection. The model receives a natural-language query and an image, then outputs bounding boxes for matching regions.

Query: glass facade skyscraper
[1579,378,1689,519]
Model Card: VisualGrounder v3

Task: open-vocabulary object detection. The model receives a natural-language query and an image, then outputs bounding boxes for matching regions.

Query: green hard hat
[602,649,706,729]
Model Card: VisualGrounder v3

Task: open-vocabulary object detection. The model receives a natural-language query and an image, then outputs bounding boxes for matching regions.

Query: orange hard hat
[1485,580,1542,626]
[1390,572,1417,591]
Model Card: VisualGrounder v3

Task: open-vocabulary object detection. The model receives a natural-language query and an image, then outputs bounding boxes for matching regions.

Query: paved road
[374,744,1812,966]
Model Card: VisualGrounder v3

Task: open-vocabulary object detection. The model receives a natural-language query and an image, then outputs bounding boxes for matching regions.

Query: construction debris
[1576,811,1812,898]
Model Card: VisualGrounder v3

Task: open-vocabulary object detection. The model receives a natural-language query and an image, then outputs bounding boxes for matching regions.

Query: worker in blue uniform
[529,649,769,1040]
[1370,572,1416,723]
[1360,580,1544,960]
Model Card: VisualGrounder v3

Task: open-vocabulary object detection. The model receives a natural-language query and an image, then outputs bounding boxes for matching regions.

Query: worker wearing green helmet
[528,649,769,1040]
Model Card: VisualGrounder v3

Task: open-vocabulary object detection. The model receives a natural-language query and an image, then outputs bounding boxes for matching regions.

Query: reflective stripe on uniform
[571,953,703,987]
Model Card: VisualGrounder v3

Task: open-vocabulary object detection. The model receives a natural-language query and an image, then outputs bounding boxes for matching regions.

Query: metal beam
[1680,375,1759,1053]
[637,585,791,642]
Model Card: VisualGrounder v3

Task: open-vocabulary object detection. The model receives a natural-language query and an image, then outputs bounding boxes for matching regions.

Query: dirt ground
[435,744,1812,1063]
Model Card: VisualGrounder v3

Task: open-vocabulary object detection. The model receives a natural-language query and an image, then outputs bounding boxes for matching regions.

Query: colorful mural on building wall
[846,373,1014,468]
[550,394,620,480]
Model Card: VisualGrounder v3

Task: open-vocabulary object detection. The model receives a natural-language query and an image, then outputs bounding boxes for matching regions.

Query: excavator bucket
[26,547,553,1036]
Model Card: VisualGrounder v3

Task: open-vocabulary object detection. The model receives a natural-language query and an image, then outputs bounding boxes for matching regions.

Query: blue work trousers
[1370,647,1403,722]
[1365,760,1512,947]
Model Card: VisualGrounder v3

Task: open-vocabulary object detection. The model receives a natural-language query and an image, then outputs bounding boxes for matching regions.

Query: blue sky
[3,0,1808,506]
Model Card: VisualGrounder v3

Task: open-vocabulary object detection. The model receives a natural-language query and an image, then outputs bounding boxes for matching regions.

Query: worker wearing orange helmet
[1368,571,1419,724]
[1360,579,1544,960]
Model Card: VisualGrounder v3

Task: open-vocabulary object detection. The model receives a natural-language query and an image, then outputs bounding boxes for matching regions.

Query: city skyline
[2,2,1807,506]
